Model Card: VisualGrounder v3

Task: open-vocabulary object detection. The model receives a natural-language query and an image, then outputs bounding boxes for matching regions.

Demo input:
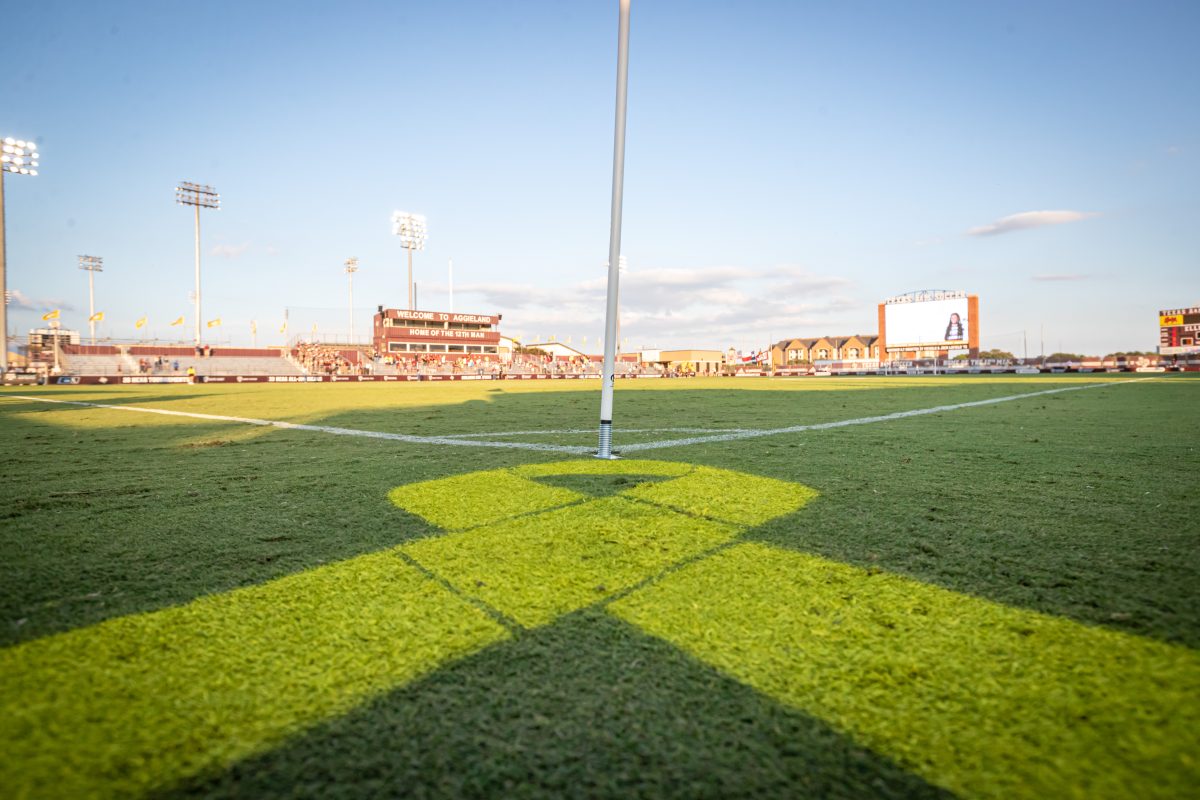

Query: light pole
[597,0,632,459]
[344,257,359,342]
[78,255,103,344]
[175,182,220,347]
[1,136,40,372]
[49,320,61,373]
[391,211,427,310]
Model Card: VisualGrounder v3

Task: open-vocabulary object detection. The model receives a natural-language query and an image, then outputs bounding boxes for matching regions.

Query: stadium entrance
[373,307,503,359]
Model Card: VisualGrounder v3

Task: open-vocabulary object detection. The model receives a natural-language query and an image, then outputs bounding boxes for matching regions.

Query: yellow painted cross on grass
[1,460,1197,798]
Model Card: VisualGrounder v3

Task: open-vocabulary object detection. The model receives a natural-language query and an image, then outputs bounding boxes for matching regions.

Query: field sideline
[1,376,1198,799]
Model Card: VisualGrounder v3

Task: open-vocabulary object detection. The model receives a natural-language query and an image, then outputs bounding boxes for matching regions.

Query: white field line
[3,395,591,454]
[618,379,1148,452]
[4,380,1146,454]
[439,427,753,439]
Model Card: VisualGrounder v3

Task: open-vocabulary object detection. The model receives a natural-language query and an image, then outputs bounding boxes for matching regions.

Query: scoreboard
[1159,305,1200,355]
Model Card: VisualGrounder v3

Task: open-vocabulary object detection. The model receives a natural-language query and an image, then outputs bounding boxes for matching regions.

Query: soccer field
[1,376,1198,799]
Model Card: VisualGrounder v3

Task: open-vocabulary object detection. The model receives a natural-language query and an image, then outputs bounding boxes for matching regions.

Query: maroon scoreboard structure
[1159,305,1200,356]
[373,308,503,358]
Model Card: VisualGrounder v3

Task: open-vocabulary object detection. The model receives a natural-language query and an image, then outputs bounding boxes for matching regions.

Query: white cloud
[6,289,74,312]
[210,243,251,259]
[1032,274,1088,282]
[968,210,1097,237]
[456,265,860,350]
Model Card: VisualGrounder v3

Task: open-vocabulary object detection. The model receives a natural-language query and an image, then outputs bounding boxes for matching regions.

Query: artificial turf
[1,376,1197,798]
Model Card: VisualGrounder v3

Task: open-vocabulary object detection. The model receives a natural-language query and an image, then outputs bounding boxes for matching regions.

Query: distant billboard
[884,297,970,349]
[1159,305,1200,355]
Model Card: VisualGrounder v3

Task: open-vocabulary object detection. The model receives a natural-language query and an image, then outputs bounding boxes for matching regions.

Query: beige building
[522,341,589,359]
[640,349,725,375]
[770,335,880,365]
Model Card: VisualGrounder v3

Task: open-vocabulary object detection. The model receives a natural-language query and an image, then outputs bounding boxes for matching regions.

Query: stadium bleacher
[61,346,305,377]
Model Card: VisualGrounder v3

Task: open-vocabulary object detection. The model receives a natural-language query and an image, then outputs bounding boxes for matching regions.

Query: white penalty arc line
[439,427,754,439]
[4,379,1148,454]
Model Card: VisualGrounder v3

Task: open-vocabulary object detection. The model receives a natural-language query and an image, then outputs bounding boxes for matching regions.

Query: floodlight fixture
[391,211,427,250]
[1,134,40,372]
[391,211,427,310]
[1,138,40,176]
[176,182,220,209]
[345,257,359,342]
[78,254,104,344]
[176,181,220,346]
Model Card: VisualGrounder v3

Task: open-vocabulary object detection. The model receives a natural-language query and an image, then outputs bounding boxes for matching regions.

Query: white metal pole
[348,269,355,342]
[407,248,413,310]
[597,0,632,459]
[88,269,96,344]
[194,205,202,346]
[448,258,454,313]
[0,170,6,373]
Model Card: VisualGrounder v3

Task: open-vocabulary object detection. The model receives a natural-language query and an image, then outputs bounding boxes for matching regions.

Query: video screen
[885,298,970,348]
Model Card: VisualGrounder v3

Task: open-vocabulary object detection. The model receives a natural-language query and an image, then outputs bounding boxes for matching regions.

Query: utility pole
[78,255,103,344]
[391,212,427,310]
[345,257,359,342]
[0,136,40,372]
[175,182,220,346]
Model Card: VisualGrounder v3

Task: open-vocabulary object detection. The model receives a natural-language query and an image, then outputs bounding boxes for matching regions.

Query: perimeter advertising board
[1159,306,1200,355]
[883,297,971,349]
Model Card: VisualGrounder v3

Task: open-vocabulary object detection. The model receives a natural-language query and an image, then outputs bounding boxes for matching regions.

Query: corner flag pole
[597,0,631,459]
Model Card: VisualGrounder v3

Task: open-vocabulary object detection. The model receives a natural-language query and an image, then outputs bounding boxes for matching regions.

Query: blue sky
[3,0,1197,355]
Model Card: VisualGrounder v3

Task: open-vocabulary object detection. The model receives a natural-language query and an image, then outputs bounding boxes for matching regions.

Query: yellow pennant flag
[250,320,257,334]
[207,318,221,329]
[41,309,60,321]
[135,316,148,329]
[89,311,104,322]
[279,321,288,334]
[170,316,185,327]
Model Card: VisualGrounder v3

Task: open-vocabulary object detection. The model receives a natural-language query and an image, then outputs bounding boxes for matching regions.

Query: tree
[976,349,1016,360]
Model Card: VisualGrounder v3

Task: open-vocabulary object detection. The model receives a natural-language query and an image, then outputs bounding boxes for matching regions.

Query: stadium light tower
[175,182,220,346]
[344,257,359,342]
[391,211,427,310]
[0,136,40,372]
[597,0,632,459]
[78,255,104,344]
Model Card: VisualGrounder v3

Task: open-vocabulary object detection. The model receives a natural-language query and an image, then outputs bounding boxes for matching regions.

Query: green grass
[1,376,1197,798]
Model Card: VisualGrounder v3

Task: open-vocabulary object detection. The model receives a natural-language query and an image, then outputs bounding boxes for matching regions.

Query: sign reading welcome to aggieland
[385,310,500,325]
[373,308,503,357]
